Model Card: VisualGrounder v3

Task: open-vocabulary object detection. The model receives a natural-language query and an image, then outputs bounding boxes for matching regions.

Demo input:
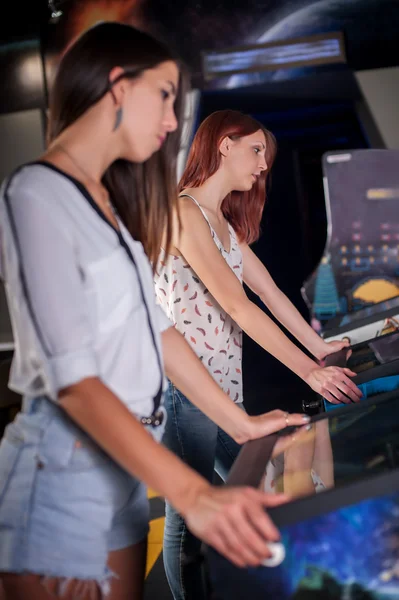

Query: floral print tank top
[154,194,244,403]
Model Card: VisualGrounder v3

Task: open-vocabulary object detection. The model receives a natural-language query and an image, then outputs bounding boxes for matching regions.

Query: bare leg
[107,538,148,600]
[1,540,147,600]
[1,573,102,600]
[1,540,148,600]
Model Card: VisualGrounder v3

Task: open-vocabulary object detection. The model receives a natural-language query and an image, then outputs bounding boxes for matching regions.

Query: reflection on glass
[344,331,399,374]
[262,420,333,499]
[371,331,399,364]
[262,394,399,503]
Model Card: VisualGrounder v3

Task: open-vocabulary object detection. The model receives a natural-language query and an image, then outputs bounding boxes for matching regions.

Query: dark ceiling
[0,0,45,44]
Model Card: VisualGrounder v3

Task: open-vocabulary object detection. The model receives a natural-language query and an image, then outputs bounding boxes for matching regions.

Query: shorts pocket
[68,433,110,471]
[38,414,108,472]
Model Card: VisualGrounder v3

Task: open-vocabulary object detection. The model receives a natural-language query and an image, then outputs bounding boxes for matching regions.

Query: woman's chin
[234,181,254,192]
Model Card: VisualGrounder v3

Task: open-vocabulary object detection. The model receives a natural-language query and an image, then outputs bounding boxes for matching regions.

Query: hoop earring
[113,106,123,131]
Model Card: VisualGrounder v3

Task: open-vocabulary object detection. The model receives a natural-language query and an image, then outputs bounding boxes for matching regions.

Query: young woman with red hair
[154,110,362,600]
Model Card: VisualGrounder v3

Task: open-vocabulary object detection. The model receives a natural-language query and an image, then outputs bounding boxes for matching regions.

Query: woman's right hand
[305,365,362,404]
[183,485,289,567]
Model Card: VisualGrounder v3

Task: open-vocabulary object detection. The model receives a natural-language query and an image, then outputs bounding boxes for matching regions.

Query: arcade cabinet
[303,149,399,334]
[204,385,399,599]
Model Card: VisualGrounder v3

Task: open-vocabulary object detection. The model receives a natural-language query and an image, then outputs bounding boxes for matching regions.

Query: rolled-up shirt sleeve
[4,180,99,393]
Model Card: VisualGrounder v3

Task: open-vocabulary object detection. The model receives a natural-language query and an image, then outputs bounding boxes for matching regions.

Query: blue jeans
[162,382,243,600]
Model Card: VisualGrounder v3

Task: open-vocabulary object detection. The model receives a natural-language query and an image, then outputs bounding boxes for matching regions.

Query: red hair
[178,110,277,244]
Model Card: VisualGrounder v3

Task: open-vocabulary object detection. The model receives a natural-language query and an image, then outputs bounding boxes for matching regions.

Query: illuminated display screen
[202,32,346,81]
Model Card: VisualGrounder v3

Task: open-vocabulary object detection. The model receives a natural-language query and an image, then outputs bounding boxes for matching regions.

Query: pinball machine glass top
[262,392,399,504]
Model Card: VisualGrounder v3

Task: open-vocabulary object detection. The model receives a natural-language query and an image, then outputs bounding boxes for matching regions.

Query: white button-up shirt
[0,163,171,417]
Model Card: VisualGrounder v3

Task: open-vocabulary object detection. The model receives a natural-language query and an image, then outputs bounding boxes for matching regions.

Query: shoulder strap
[116,232,163,415]
[179,193,212,229]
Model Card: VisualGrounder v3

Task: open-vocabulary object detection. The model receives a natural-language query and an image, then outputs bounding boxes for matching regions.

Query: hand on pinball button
[262,542,286,567]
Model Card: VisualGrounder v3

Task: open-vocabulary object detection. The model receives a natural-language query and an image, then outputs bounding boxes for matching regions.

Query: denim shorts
[0,396,166,591]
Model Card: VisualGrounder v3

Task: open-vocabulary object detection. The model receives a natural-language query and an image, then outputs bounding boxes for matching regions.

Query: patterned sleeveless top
[154,194,244,403]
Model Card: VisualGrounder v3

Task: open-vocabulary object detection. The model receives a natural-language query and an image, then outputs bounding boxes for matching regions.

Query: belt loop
[152,386,163,416]
[23,395,44,414]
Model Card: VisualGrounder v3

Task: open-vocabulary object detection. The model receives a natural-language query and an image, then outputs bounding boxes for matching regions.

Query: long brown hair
[179,110,276,244]
[48,22,189,265]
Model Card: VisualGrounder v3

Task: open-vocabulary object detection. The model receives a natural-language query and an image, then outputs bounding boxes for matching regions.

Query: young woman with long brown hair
[0,28,308,600]
[155,109,362,600]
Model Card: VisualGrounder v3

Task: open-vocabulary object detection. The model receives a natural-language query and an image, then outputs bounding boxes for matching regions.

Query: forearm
[59,378,209,517]
[162,326,251,444]
[313,421,334,487]
[283,434,315,497]
[232,299,317,381]
[260,288,326,359]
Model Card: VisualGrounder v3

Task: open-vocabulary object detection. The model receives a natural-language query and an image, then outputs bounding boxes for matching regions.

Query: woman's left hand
[316,339,352,362]
[247,410,311,441]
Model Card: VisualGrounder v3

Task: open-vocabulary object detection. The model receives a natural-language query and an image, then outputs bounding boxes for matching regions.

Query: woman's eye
[254,148,260,154]
[161,90,170,100]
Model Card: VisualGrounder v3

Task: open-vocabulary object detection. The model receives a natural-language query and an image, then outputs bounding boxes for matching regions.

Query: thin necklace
[57,143,112,210]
